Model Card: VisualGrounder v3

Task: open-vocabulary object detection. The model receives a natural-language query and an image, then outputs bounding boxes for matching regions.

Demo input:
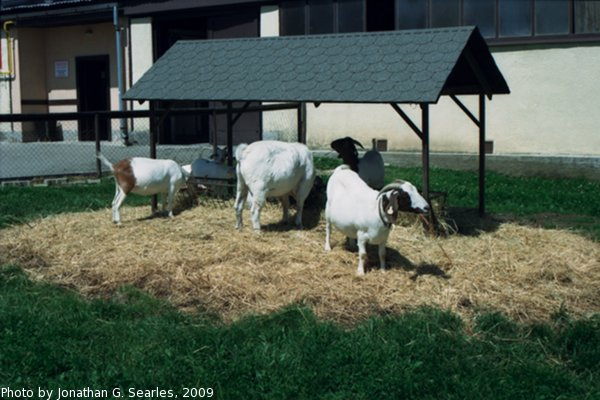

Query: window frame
[278,0,600,45]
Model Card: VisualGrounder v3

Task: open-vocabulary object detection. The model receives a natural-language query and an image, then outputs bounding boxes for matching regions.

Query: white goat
[324,165,429,276]
[182,146,235,180]
[331,137,385,189]
[234,140,315,232]
[97,152,186,225]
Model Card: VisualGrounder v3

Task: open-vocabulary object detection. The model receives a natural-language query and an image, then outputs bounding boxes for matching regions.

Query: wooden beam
[450,95,480,128]
[421,104,430,202]
[479,94,486,216]
[226,102,234,167]
[231,101,251,126]
[149,106,158,213]
[390,103,423,141]
[297,102,307,143]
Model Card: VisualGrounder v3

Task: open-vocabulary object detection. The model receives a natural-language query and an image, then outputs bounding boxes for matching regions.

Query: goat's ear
[379,190,400,224]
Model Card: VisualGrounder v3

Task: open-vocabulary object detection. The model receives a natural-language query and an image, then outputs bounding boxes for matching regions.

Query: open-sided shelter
[124,26,509,214]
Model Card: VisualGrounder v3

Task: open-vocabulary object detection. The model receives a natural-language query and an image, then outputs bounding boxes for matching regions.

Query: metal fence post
[95,113,102,178]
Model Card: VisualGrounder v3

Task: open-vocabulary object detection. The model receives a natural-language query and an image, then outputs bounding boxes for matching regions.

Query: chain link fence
[0,105,302,186]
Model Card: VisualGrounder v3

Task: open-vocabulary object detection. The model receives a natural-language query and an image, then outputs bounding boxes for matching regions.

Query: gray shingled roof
[123,26,509,104]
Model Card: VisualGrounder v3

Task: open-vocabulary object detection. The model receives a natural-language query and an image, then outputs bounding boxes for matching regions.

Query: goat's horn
[378,180,406,194]
[351,138,365,149]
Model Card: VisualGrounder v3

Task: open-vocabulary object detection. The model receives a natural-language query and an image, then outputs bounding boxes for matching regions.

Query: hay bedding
[1,200,599,325]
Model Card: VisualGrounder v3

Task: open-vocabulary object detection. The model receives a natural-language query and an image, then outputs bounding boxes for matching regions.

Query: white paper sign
[54,60,69,78]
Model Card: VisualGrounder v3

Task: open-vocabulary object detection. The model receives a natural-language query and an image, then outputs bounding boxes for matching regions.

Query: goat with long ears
[325,165,429,276]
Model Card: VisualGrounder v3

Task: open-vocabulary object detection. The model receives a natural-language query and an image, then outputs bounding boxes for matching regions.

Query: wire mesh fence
[0,105,302,186]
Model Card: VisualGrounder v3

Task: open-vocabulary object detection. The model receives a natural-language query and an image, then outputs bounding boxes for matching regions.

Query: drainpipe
[113,5,129,145]
[1,20,15,78]
[1,20,15,131]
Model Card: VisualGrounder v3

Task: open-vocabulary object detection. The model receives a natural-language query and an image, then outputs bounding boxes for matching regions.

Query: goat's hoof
[324,244,332,251]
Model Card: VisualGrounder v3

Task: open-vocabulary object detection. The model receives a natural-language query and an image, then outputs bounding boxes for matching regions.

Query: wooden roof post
[297,102,306,144]
[226,102,233,167]
[420,103,430,202]
[479,94,486,216]
[149,105,158,213]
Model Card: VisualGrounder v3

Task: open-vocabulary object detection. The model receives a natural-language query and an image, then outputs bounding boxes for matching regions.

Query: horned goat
[324,164,429,276]
[331,137,385,189]
[97,152,187,225]
[234,140,315,232]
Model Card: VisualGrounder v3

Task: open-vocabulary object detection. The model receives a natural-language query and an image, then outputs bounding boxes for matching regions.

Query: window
[338,0,365,32]
[431,0,459,28]
[280,1,306,35]
[309,0,334,34]
[575,0,600,33]
[396,0,426,30]
[535,0,569,35]
[279,0,600,43]
[463,0,496,38]
[368,0,394,31]
[499,0,532,37]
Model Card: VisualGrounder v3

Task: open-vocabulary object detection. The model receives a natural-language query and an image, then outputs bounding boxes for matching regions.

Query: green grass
[0,179,148,229]
[315,157,600,239]
[0,265,598,399]
[2,161,600,397]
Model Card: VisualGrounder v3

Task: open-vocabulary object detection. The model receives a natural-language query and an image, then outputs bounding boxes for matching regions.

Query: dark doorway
[209,12,261,146]
[152,8,261,146]
[154,17,209,144]
[76,55,110,141]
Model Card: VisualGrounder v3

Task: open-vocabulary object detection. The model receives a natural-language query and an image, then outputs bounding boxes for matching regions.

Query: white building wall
[129,17,153,103]
[305,43,600,156]
[486,44,600,156]
[257,6,600,156]
[127,17,154,144]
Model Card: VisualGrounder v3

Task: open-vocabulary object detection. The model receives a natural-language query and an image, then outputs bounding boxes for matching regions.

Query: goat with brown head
[377,180,429,227]
[325,166,429,276]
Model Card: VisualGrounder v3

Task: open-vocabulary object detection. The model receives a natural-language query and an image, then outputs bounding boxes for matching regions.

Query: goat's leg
[165,190,175,218]
[111,186,127,225]
[159,193,167,215]
[166,180,183,218]
[250,190,266,232]
[324,217,332,251]
[280,195,290,224]
[356,234,368,276]
[234,183,248,229]
[294,178,313,229]
[378,243,387,271]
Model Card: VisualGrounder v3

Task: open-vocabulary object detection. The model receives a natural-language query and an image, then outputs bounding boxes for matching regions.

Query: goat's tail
[96,151,114,172]
[235,143,248,163]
